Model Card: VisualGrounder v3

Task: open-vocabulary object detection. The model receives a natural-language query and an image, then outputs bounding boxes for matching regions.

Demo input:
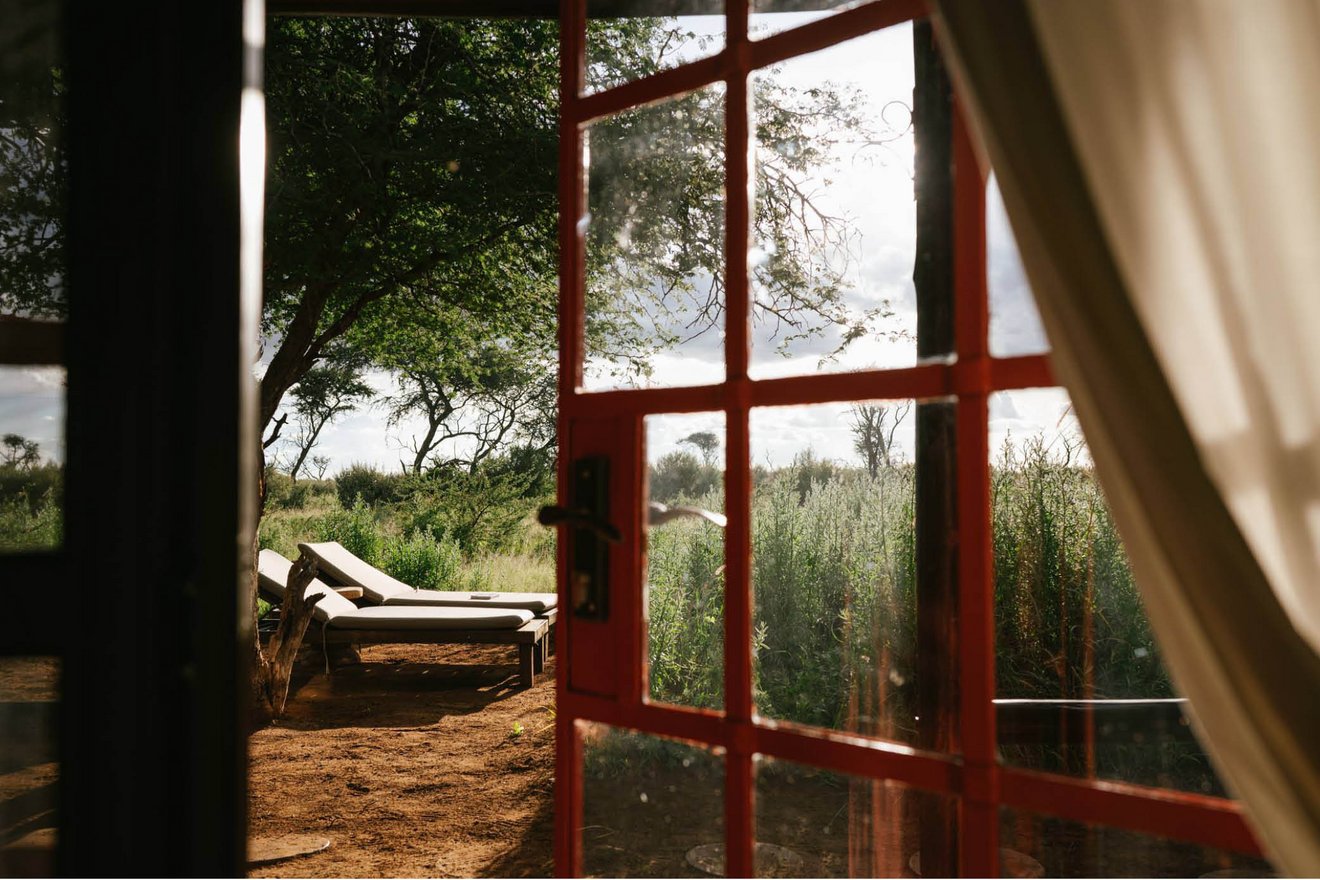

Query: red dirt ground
[248,643,556,878]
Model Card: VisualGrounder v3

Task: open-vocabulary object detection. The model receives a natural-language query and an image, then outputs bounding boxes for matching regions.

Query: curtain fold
[929,1,1320,873]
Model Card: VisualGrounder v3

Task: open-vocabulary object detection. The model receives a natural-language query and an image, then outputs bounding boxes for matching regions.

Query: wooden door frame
[1,0,257,873]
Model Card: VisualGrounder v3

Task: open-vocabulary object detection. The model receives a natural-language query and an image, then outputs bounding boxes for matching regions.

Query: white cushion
[257,549,359,622]
[380,591,557,613]
[328,605,534,631]
[298,541,413,601]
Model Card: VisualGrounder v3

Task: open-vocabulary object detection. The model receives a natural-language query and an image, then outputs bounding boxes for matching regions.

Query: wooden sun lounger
[315,615,549,686]
[258,550,548,688]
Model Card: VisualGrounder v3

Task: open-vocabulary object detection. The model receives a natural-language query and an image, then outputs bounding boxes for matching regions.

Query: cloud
[0,366,66,462]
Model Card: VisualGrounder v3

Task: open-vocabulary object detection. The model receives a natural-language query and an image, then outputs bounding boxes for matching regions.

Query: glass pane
[1,0,67,321]
[584,84,726,391]
[1001,809,1275,878]
[750,2,869,41]
[992,388,1227,794]
[586,5,725,96]
[755,756,958,877]
[0,366,64,552]
[645,412,726,710]
[0,657,59,877]
[581,722,724,877]
[750,24,917,379]
[987,174,1049,357]
[750,402,924,744]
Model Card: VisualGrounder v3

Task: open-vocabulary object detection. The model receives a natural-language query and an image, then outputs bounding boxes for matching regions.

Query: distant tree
[308,455,331,481]
[275,351,373,482]
[849,401,912,478]
[385,341,555,475]
[679,431,720,467]
[1,434,40,469]
[649,450,719,503]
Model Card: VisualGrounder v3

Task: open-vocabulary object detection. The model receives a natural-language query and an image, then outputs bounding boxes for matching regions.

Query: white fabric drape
[1027,0,1320,662]
[930,1,1320,873]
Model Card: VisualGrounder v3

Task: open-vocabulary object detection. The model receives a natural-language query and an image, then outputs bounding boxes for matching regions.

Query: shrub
[381,531,463,591]
[335,463,410,509]
[264,467,338,511]
[404,466,546,556]
[648,450,719,503]
[0,463,62,513]
[0,490,62,552]
[312,498,385,565]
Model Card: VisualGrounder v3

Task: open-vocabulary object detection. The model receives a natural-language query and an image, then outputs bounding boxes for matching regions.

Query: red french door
[551,1,1266,876]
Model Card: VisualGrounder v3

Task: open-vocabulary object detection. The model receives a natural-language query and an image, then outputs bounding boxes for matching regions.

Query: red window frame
[551,0,1265,875]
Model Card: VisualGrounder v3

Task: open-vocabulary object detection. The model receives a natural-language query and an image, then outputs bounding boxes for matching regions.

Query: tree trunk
[262,552,325,716]
[248,446,326,722]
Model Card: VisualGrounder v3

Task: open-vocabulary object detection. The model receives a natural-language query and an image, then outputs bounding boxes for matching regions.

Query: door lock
[538,455,612,621]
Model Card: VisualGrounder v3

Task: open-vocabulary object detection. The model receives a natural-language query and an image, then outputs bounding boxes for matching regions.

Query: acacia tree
[387,343,555,475]
[1,434,40,469]
[850,400,912,477]
[274,352,374,481]
[679,431,720,467]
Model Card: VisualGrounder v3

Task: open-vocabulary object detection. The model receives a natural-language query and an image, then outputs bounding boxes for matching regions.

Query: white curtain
[930,1,1320,873]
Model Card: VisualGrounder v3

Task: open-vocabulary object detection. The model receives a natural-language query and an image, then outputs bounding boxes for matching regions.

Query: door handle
[538,455,612,620]
[536,506,622,543]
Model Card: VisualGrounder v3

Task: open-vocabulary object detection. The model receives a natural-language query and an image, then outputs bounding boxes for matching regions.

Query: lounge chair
[257,549,548,688]
[297,541,558,620]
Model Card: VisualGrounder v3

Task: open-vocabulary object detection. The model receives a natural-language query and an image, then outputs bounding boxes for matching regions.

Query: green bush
[0,490,62,552]
[335,463,410,509]
[382,531,463,591]
[0,463,62,513]
[647,440,1179,772]
[404,466,547,556]
[312,498,385,566]
[648,450,719,503]
[265,467,339,511]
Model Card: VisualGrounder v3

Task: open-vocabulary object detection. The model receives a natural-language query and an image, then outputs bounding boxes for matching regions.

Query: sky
[0,15,1074,473]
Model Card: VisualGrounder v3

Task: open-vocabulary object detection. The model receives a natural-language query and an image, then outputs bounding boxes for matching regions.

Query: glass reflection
[584,84,727,391]
[755,756,958,878]
[581,722,724,877]
[1002,809,1274,878]
[751,24,917,379]
[992,388,1228,794]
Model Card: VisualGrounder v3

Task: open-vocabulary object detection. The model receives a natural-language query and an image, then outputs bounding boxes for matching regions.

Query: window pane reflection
[993,389,1229,795]
[1002,809,1273,878]
[581,722,724,877]
[751,401,926,745]
[584,85,726,391]
[755,756,958,877]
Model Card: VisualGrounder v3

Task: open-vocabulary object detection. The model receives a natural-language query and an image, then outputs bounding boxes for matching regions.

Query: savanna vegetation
[0,433,61,552]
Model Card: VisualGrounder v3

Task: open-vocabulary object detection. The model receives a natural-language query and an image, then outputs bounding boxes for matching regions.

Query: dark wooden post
[61,0,253,873]
[912,19,960,877]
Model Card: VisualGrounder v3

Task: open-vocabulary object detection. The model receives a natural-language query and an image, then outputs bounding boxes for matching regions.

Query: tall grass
[0,463,62,552]
[644,437,1209,789]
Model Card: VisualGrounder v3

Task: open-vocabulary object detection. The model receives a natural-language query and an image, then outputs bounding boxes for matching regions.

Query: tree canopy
[3,14,887,482]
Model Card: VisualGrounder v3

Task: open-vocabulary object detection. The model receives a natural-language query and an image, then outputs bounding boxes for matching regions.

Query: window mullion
[952,99,999,876]
[723,0,755,875]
